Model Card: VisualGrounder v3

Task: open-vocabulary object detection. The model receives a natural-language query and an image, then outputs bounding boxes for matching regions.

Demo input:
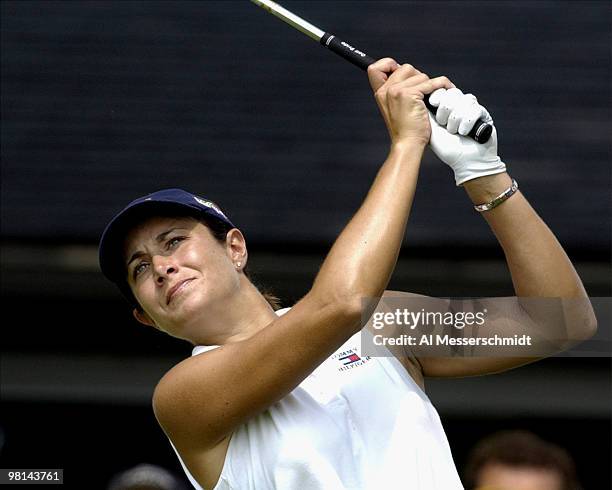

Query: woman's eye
[134,262,149,278]
[167,236,185,249]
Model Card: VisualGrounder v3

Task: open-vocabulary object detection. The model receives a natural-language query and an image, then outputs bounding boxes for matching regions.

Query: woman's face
[123,215,242,340]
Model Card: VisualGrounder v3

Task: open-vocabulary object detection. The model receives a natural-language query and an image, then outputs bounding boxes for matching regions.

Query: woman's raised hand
[367,58,454,147]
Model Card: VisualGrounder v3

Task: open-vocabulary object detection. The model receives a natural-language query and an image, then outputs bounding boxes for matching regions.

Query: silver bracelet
[473,179,519,212]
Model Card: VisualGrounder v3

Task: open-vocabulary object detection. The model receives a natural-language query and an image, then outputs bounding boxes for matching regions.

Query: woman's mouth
[166,278,195,305]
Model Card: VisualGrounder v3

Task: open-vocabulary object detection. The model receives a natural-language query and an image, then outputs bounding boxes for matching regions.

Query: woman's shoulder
[150,305,297,453]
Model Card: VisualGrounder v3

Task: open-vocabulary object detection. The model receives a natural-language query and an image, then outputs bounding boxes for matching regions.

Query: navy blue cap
[99,188,235,304]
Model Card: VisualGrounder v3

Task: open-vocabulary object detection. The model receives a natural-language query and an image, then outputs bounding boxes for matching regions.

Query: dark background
[1,1,610,488]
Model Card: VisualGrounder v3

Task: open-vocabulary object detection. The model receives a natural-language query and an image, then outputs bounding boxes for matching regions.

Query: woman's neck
[189,277,278,346]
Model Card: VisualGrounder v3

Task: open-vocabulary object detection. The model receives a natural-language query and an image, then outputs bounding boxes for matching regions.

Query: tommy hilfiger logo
[339,353,361,365]
[333,348,372,371]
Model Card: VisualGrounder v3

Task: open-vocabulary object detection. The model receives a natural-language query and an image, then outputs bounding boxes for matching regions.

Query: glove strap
[473,179,519,212]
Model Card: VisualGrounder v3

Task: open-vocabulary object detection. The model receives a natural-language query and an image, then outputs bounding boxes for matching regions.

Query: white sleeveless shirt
[171,308,464,489]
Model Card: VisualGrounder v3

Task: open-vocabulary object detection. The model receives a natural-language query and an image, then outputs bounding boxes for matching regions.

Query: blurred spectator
[463,430,580,490]
[107,463,188,490]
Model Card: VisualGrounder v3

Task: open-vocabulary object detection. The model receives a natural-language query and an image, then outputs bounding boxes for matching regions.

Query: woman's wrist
[389,138,427,157]
[463,172,513,205]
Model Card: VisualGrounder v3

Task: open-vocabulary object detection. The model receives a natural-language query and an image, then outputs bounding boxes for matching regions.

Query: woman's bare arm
[411,170,596,377]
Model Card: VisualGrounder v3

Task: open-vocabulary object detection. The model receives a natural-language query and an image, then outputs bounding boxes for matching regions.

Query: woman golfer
[99,59,596,489]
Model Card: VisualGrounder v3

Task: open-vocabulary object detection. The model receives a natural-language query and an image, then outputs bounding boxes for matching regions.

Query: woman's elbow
[579,305,598,340]
[566,299,598,343]
[310,292,369,334]
[309,280,373,322]
[332,294,368,332]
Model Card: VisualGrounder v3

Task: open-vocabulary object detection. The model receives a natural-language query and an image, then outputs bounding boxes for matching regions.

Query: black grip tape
[320,33,376,71]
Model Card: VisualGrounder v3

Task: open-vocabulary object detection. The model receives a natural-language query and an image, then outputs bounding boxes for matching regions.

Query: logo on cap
[193,196,229,220]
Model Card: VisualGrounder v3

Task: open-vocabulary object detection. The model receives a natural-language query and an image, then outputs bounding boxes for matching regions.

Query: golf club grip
[320,33,493,143]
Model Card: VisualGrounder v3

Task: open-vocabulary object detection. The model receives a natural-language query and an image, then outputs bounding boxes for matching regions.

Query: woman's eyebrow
[154,227,186,243]
[126,251,145,268]
[126,227,188,267]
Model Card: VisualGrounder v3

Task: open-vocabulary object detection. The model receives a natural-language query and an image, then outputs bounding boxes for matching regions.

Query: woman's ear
[226,228,248,268]
[132,308,157,328]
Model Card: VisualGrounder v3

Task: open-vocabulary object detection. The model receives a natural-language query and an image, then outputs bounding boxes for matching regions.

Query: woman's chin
[166,299,211,340]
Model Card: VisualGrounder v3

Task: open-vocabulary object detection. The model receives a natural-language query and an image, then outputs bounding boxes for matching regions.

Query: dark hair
[128,210,282,312]
[463,430,580,490]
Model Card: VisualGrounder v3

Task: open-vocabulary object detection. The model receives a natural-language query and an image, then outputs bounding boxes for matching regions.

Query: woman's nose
[152,256,177,282]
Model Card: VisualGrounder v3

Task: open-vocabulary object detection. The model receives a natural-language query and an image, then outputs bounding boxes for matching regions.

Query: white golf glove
[428,88,506,186]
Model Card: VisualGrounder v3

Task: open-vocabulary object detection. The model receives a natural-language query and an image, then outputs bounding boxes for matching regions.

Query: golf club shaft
[251,0,493,143]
